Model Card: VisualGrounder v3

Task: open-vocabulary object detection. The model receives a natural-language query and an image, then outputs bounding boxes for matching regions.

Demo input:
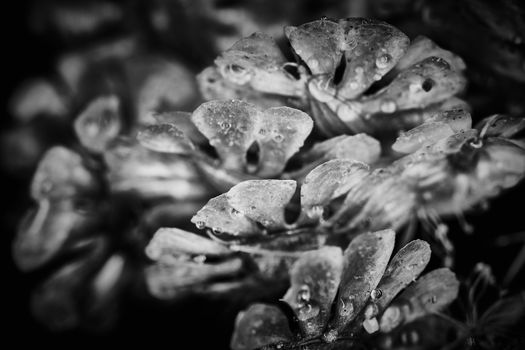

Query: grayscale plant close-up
[4,1,525,349]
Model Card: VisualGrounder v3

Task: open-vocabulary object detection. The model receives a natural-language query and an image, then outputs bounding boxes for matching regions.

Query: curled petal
[330,229,395,333]
[255,107,313,177]
[285,19,344,75]
[379,268,459,332]
[145,228,232,260]
[337,18,410,99]
[231,303,294,350]
[226,180,297,230]
[191,100,259,170]
[283,247,343,337]
[74,95,121,153]
[191,194,262,237]
[216,33,305,97]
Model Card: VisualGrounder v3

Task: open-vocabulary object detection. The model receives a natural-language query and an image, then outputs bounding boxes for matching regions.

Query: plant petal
[150,110,208,145]
[282,247,343,337]
[379,268,459,332]
[191,194,262,237]
[255,107,313,177]
[476,114,525,138]
[362,57,466,114]
[13,200,95,271]
[145,227,232,260]
[337,18,410,99]
[395,36,466,72]
[191,100,259,171]
[427,109,472,133]
[231,303,294,350]
[303,134,381,165]
[301,159,370,218]
[145,257,245,299]
[285,19,344,75]
[330,229,395,333]
[74,95,121,153]
[137,123,194,154]
[226,180,297,230]
[392,122,455,154]
[31,146,98,201]
[374,240,431,312]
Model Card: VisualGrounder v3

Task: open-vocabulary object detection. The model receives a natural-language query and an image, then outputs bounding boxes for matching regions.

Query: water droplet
[219,121,231,130]
[308,58,319,69]
[230,208,243,217]
[370,288,382,301]
[355,66,364,75]
[195,221,206,229]
[364,304,379,319]
[409,83,420,93]
[375,54,392,69]
[212,227,222,235]
[349,81,359,90]
[306,205,323,218]
[193,255,206,264]
[430,295,437,304]
[339,298,354,317]
[273,134,284,143]
[297,303,320,321]
[258,129,267,135]
[323,329,338,343]
[380,100,397,113]
[373,73,382,81]
[297,285,311,304]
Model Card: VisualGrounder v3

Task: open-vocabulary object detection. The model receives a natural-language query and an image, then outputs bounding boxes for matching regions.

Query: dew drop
[193,255,206,264]
[375,54,392,69]
[297,285,311,304]
[308,58,319,70]
[364,304,379,319]
[355,66,364,75]
[212,227,222,235]
[380,100,397,113]
[370,288,383,301]
[339,298,354,317]
[297,303,320,321]
[349,81,359,90]
[273,134,284,143]
[195,221,206,229]
[219,121,231,130]
[258,129,267,135]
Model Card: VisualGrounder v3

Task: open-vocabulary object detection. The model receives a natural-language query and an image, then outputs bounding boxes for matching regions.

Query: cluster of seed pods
[200,17,467,137]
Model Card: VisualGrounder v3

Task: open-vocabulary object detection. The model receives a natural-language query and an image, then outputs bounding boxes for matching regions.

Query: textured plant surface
[5,2,525,349]
[200,17,467,137]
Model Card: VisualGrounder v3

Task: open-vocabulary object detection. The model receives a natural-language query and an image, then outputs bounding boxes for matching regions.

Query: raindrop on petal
[375,54,392,69]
